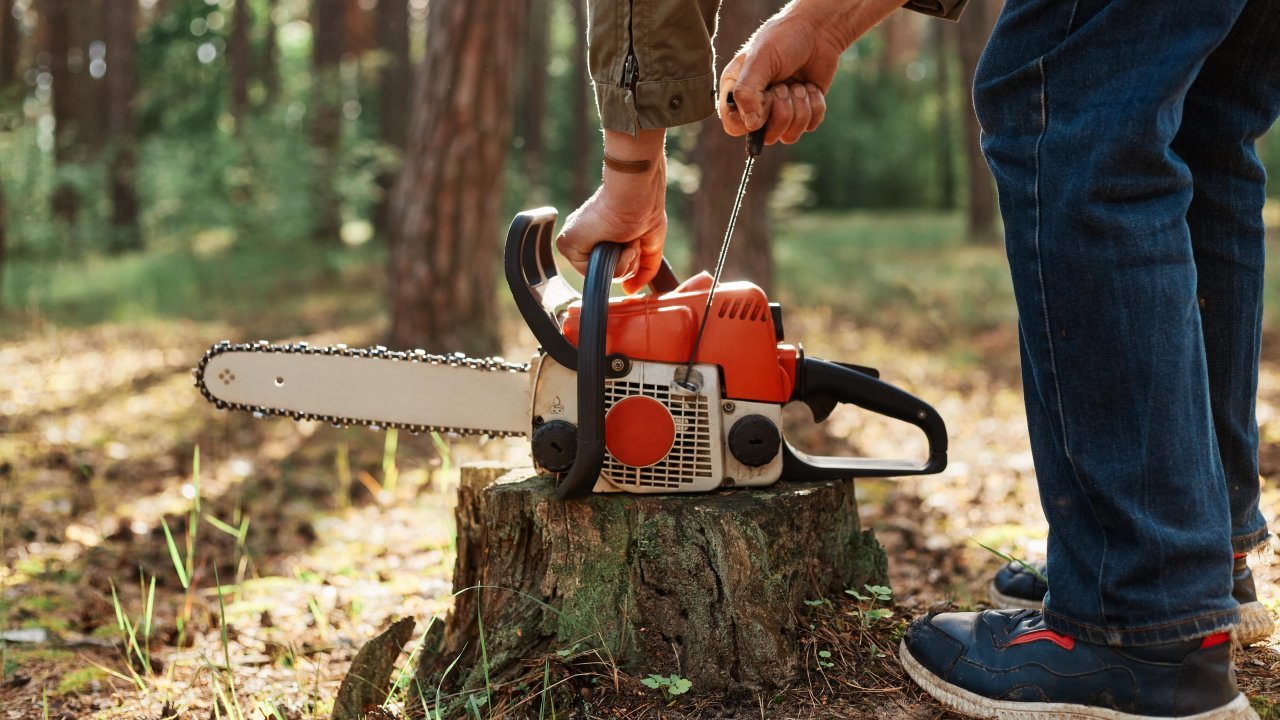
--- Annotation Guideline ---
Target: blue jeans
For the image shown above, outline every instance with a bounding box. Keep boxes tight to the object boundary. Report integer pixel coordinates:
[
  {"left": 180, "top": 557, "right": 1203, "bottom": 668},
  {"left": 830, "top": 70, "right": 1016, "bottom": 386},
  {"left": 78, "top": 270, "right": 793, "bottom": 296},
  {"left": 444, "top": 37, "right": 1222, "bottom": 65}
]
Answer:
[{"left": 974, "top": 0, "right": 1280, "bottom": 646}]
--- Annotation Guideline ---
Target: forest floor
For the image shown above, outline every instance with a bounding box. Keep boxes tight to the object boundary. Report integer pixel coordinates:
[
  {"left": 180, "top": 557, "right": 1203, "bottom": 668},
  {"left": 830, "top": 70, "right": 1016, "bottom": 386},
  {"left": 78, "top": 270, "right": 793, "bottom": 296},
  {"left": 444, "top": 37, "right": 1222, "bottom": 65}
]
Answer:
[{"left": 3, "top": 211, "right": 1280, "bottom": 719}]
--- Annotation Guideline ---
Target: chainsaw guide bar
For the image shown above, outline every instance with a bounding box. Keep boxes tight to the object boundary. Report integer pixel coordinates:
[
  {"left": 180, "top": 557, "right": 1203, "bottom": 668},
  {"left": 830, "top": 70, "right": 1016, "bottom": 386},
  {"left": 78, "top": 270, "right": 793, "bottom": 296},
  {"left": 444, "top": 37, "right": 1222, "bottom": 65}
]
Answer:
[{"left": 193, "top": 340, "right": 531, "bottom": 438}]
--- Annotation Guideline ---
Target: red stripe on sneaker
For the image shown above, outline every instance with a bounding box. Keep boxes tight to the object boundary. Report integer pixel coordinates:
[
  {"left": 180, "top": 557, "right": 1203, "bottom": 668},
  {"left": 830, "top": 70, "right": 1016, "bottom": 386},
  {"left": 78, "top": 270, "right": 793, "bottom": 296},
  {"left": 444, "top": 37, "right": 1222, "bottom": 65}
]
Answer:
[
  {"left": 1006, "top": 630, "right": 1075, "bottom": 651},
  {"left": 1233, "top": 553, "right": 1247, "bottom": 560},
  {"left": 1200, "top": 633, "right": 1230, "bottom": 649}
]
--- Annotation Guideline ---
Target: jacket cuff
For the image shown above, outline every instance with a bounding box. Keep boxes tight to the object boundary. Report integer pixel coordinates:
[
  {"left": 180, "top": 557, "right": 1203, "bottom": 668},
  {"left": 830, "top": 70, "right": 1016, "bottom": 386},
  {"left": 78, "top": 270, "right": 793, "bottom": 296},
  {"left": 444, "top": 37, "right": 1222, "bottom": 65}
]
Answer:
[
  {"left": 594, "top": 73, "right": 717, "bottom": 135},
  {"left": 903, "top": 0, "right": 968, "bottom": 20}
]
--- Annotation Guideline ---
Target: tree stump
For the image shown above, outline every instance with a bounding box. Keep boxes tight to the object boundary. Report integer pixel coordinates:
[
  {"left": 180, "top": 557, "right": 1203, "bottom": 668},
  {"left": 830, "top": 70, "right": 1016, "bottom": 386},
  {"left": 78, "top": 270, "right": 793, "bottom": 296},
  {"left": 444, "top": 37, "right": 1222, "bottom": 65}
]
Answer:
[{"left": 419, "top": 463, "right": 888, "bottom": 699}]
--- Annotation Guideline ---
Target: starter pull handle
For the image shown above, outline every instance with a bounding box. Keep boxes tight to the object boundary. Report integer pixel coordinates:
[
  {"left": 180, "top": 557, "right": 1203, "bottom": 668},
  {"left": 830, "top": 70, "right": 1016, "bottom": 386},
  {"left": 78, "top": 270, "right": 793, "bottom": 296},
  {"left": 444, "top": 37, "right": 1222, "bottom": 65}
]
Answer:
[
  {"left": 781, "top": 357, "right": 948, "bottom": 480},
  {"left": 726, "top": 91, "right": 766, "bottom": 157}
]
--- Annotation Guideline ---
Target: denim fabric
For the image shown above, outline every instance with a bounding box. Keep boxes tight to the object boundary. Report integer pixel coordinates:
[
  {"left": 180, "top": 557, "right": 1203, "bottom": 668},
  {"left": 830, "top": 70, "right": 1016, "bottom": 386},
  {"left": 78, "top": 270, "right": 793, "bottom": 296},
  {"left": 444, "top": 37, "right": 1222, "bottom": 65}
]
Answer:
[{"left": 974, "top": 0, "right": 1280, "bottom": 646}]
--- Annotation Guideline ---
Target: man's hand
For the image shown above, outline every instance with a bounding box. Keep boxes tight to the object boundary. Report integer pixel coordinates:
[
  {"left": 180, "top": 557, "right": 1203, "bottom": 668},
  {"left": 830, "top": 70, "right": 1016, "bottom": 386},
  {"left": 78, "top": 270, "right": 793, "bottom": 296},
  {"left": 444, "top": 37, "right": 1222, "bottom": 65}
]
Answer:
[
  {"left": 557, "top": 129, "right": 667, "bottom": 295},
  {"left": 720, "top": 0, "right": 905, "bottom": 141}
]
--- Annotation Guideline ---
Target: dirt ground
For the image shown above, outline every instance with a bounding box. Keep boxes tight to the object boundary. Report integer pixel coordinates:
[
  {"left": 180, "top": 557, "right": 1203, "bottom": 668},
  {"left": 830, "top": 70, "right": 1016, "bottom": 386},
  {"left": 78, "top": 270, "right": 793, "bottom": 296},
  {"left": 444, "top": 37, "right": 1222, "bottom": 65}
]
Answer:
[{"left": 2, "top": 307, "right": 1278, "bottom": 719}]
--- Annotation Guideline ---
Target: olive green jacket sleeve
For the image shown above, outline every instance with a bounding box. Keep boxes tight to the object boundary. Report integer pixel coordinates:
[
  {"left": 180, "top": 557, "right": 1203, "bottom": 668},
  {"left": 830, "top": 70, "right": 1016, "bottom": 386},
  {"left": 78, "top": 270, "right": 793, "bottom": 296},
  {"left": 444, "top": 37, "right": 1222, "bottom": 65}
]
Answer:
[
  {"left": 903, "top": 0, "right": 969, "bottom": 21},
  {"left": 587, "top": 0, "right": 721, "bottom": 134},
  {"left": 587, "top": 0, "right": 969, "bottom": 135}
]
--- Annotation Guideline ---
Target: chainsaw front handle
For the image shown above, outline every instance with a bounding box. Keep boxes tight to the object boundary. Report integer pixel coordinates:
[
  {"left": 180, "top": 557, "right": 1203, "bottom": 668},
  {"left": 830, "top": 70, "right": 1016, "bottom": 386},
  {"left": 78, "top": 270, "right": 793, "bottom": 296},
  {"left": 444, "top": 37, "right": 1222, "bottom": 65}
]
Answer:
[
  {"left": 782, "top": 357, "right": 948, "bottom": 481},
  {"left": 504, "top": 208, "right": 680, "bottom": 372},
  {"left": 556, "top": 241, "right": 622, "bottom": 500}
]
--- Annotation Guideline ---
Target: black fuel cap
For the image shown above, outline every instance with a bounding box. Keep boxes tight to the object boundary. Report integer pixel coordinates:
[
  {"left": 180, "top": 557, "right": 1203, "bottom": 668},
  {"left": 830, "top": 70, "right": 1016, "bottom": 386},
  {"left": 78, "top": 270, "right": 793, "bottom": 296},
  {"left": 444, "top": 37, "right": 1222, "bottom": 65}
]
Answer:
[
  {"left": 532, "top": 420, "right": 578, "bottom": 473},
  {"left": 728, "top": 414, "right": 781, "bottom": 467}
]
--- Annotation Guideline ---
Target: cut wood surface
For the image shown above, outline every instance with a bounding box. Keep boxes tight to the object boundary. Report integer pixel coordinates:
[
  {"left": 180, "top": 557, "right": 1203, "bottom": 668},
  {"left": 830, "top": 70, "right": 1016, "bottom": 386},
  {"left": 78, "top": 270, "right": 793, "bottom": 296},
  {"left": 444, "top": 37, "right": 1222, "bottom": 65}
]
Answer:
[{"left": 418, "top": 463, "right": 888, "bottom": 698}]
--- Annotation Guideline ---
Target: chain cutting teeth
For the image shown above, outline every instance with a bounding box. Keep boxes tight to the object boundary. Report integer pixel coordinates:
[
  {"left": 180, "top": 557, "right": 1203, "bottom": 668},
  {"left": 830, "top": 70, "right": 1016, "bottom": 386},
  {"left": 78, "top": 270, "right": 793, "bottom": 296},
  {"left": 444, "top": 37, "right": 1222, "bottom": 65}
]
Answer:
[{"left": 193, "top": 340, "right": 530, "bottom": 438}]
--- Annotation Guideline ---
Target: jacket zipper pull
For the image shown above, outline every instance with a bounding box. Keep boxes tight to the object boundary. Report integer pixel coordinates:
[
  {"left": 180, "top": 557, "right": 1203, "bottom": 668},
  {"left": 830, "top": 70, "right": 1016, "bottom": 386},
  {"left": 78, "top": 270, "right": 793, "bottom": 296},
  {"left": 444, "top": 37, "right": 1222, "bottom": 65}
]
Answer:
[{"left": 622, "top": 52, "right": 638, "bottom": 94}]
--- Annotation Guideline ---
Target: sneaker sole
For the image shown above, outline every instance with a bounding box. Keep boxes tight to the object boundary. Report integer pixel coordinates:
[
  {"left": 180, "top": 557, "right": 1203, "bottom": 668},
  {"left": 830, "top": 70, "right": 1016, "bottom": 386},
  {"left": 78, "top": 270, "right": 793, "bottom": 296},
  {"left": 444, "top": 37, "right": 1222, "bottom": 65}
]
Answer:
[
  {"left": 1238, "top": 601, "right": 1275, "bottom": 646},
  {"left": 988, "top": 582, "right": 1043, "bottom": 610},
  {"left": 899, "top": 640, "right": 1259, "bottom": 720}
]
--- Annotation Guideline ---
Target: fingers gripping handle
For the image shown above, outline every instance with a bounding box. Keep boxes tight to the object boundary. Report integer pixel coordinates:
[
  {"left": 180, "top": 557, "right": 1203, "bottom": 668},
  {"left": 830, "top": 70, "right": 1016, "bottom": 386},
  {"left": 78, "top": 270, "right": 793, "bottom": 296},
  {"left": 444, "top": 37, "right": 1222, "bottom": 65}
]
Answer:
[
  {"left": 556, "top": 242, "right": 623, "bottom": 500},
  {"left": 727, "top": 90, "right": 762, "bottom": 156},
  {"left": 782, "top": 357, "right": 948, "bottom": 481},
  {"left": 504, "top": 209, "right": 680, "bottom": 372}
]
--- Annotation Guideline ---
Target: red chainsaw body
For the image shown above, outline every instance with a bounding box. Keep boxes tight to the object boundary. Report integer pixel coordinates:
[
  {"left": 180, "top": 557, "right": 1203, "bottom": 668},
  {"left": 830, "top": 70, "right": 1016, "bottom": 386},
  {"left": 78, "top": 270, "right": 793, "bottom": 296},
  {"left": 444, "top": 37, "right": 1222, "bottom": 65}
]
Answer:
[{"left": 561, "top": 272, "right": 799, "bottom": 404}]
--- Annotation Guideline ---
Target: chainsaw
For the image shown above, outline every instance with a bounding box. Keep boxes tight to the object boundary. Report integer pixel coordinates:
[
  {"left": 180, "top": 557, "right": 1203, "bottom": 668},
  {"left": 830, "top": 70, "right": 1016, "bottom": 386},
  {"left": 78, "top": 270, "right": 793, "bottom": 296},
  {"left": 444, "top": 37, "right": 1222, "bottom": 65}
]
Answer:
[{"left": 194, "top": 207, "right": 947, "bottom": 499}]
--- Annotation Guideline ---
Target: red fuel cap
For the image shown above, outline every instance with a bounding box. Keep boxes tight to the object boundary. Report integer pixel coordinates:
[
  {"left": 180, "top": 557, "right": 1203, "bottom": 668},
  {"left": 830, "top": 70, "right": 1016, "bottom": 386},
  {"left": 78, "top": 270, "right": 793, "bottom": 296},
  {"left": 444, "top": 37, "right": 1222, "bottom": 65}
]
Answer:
[{"left": 604, "top": 396, "right": 675, "bottom": 468}]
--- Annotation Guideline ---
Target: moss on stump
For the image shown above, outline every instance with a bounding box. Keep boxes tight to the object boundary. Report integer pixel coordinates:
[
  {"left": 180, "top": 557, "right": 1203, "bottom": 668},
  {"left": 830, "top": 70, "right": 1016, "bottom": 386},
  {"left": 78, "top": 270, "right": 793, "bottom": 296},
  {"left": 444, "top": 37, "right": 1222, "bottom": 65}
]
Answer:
[{"left": 419, "top": 463, "right": 887, "bottom": 697}]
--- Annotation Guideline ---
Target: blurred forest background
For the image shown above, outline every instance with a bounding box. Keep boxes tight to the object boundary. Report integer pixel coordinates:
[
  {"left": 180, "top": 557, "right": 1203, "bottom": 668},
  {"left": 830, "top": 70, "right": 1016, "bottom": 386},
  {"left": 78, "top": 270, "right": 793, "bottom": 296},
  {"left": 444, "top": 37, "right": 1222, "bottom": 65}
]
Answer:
[
  {"left": 8, "top": 0, "right": 1276, "bottom": 344},
  {"left": 3, "top": 1, "right": 1280, "bottom": 718}
]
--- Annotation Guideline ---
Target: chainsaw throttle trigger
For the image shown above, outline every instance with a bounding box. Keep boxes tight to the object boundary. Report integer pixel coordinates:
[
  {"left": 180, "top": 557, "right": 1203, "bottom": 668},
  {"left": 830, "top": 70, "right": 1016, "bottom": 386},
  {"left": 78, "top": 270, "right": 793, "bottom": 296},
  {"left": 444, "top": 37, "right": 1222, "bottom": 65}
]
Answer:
[
  {"left": 556, "top": 241, "right": 624, "bottom": 500},
  {"left": 782, "top": 357, "right": 948, "bottom": 480},
  {"left": 505, "top": 209, "right": 681, "bottom": 373}
]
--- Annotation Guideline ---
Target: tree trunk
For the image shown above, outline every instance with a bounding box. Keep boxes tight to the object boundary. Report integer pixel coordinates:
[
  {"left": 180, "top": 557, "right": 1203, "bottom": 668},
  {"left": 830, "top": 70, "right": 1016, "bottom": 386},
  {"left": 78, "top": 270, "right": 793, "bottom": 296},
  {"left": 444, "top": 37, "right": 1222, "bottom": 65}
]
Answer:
[
  {"left": 690, "top": 0, "right": 782, "bottom": 292},
  {"left": 957, "top": 0, "right": 997, "bottom": 243},
  {"left": 230, "top": 0, "right": 250, "bottom": 119},
  {"left": 569, "top": 0, "right": 591, "bottom": 206},
  {"left": 414, "top": 465, "right": 887, "bottom": 705},
  {"left": 46, "top": 0, "right": 77, "bottom": 225},
  {"left": 519, "top": 0, "right": 548, "bottom": 194},
  {"left": 105, "top": 0, "right": 138, "bottom": 252},
  {"left": 73, "top": 0, "right": 106, "bottom": 155},
  {"left": 343, "top": 0, "right": 374, "bottom": 56},
  {"left": 262, "top": 0, "right": 280, "bottom": 105},
  {"left": 375, "top": 0, "right": 410, "bottom": 235},
  {"left": 386, "top": 0, "right": 524, "bottom": 355},
  {"left": 934, "top": 22, "right": 957, "bottom": 210},
  {"left": 311, "top": 0, "right": 346, "bottom": 244},
  {"left": 1, "top": 0, "right": 18, "bottom": 88},
  {"left": 876, "top": 13, "right": 921, "bottom": 75}
]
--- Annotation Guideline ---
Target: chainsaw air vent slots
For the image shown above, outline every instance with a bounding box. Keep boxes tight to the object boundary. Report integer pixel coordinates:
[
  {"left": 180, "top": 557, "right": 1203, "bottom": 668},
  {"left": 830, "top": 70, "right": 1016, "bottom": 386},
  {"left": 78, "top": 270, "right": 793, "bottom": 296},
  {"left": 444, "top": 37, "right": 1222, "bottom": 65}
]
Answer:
[{"left": 194, "top": 208, "right": 949, "bottom": 499}]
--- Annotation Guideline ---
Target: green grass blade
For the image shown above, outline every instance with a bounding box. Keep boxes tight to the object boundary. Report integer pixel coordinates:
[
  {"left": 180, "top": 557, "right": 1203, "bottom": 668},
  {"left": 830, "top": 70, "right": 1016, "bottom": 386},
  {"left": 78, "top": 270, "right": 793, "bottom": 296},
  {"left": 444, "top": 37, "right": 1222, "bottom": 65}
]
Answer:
[
  {"left": 204, "top": 513, "right": 241, "bottom": 538},
  {"left": 143, "top": 575, "right": 156, "bottom": 639},
  {"left": 538, "top": 658, "right": 550, "bottom": 720},
  {"left": 477, "top": 592, "right": 492, "bottom": 712},
  {"left": 383, "top": 428, "right": 399, "bottom": 493},
  {"left": 110, "top": 581, "right": 127, "bottom": 631},
  {"left": 186, "top": 448, "right": 200, "bottom": 586},
  {"left": 435, "top": 644, "right": 468, "bottom": 720},
  {"left": 213, "top": 567, "right": 242, "bottom": 718},
  {"left": 160, "top": 518, "right": 189, "bottom": 589},
  {"left": 430, "top": 432, "right": 452, "bottom": 470},
  {"left": 971, "top": 539, "right": 1048, "bottom": 583}
]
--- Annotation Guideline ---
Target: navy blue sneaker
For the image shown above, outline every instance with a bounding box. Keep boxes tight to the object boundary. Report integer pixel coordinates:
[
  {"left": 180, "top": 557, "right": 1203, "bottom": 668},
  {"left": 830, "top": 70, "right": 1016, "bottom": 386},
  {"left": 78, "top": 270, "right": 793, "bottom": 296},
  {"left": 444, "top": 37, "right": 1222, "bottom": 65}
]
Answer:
[
  {"left": 901, "top": 609, "right": 1257, "bottom": 719},
  {"left": 988, "top": 561, "right": 1048, "bottom": 609},
  {"left": 989, "top": 555, "right": 1273, "bottom": 646}
]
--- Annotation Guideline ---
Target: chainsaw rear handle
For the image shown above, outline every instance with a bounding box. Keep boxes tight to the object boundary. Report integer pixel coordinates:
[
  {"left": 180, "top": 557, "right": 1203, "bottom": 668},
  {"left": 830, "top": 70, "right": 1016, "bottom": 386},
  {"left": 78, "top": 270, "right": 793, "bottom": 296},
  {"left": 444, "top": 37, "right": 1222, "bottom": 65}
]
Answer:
[
  {"left": 782, "top": 357, "right": 948, "bottom": 480},
  {"left": 504, "top": 208, "right": 680, "bottom": 372},
  {"left": 556, "top": 241, "right": 622, "bottom": 500}
]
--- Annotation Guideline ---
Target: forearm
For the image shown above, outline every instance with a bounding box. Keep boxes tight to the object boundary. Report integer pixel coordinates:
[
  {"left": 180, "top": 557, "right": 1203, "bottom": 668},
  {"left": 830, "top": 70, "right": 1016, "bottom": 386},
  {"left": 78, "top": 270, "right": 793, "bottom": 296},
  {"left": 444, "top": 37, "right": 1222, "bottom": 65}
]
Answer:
[
  {"left": 600, "top": 128, "right": 666, "bottom": 209},
  {"left": 787, "top": 0, "right": 913, "bottom": 51},
  {"left": 603, "top": 129, "right": 666, "bottom": 165}
]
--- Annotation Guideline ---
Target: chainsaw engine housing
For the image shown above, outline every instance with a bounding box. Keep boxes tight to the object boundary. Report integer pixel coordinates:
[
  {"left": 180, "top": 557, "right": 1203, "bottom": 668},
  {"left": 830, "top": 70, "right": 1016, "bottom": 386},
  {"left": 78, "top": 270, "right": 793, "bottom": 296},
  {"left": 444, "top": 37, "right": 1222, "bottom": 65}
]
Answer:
[{"left": 530, "top": 356, "right": 784, "bottom": 493}]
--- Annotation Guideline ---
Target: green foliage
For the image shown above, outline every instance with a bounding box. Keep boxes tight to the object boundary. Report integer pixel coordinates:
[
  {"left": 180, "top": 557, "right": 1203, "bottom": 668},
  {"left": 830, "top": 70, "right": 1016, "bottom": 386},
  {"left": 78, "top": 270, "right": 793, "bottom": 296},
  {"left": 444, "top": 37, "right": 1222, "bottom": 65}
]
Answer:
[
  {"left": 845, "top": 584, "right": 895, "bottom": 629},
  {"left": 786, "top": 35, "right": 958, "bottom": 210},
  {"left": 1253, "top": 696, "right": 1280, "bottom": 720},
  {"left": 640, "top": 673, "right": 692, "bottom": 702}
]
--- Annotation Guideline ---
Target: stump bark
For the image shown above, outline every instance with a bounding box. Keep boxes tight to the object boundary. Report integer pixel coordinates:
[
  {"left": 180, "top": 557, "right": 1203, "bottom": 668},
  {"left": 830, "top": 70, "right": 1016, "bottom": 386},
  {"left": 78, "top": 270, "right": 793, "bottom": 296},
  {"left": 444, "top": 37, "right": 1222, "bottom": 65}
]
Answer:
[{"left": 420, "top": 463, "right": 887, "bottom": 697}]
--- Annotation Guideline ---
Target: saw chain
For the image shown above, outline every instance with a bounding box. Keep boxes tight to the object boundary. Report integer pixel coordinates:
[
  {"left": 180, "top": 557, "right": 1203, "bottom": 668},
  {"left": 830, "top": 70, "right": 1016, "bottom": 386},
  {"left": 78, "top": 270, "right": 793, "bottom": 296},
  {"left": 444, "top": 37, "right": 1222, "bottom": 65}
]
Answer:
[{"left": 192, "top": 340, "right": 530, "bottom": 437}]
